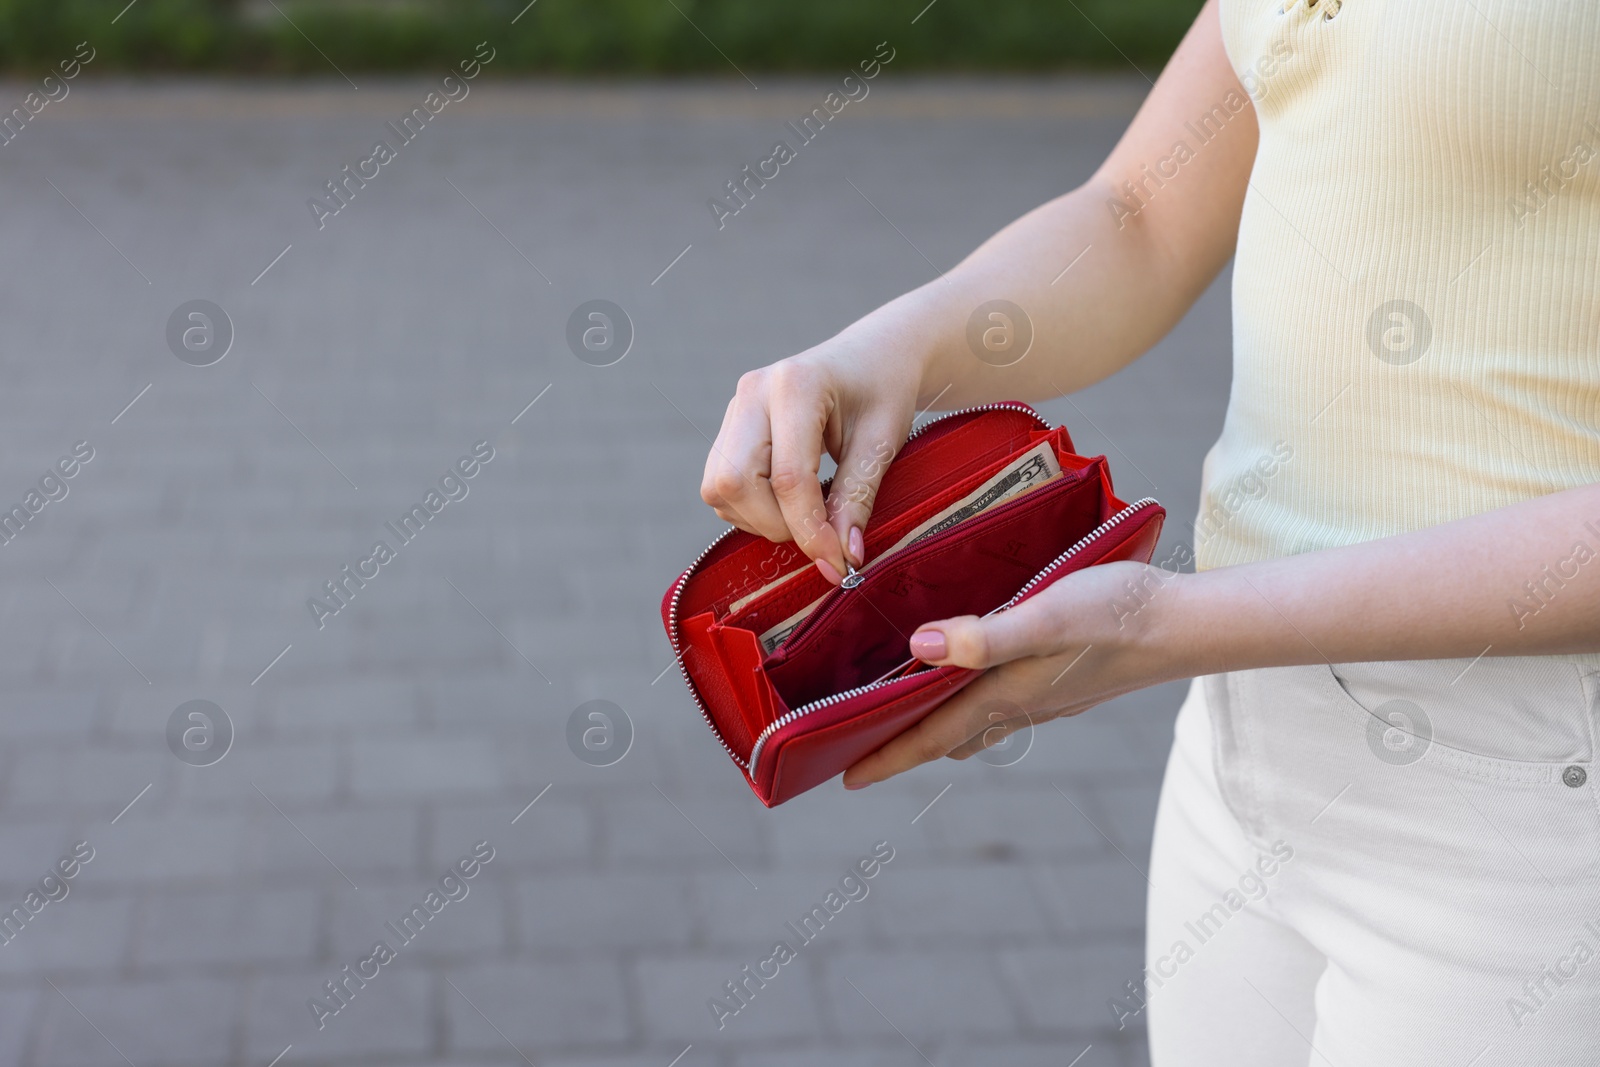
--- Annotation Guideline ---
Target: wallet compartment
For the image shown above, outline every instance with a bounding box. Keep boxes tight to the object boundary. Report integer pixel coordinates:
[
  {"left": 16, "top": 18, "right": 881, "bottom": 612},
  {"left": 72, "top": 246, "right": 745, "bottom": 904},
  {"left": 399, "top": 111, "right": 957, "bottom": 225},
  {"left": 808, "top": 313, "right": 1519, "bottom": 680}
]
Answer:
[
  {"left": 721, "top": 427, "right": 1087, "bottom": 640},
  {"left": 660, "top": 402, "right": 1163, "bottom": 804},
  {"left": 762, "top": 458, "right": 1115, "bottom": 710},
  {"left": 749, "top": 494, "right": 1165, "bottom": 802},
  {"left": 676, "top": 406, "right": 1059, "bottom": 627}
]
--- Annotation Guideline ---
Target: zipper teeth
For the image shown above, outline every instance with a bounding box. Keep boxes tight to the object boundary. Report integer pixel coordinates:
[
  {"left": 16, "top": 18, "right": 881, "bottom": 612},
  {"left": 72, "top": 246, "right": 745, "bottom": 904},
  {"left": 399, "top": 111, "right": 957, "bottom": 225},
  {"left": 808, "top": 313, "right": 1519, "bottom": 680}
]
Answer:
[
  {"left": 746, "top": 401, "right": 1051, "bottom": 656},
  {"left": 665, "top": 401, "right": 1051, "bottom": 776},
  {"left": 745, "top": 496, "right": 1159, "bottom": 775},
  {"left": 902, "top": 399, "right": 1042, "bottom": 444},
  {"left": 746, "top": 678, "right": 886, "bottom": 773},
  {"left": 1001, "top": 496, "right": 1160, "bottom": 609},
  {"left": 665, "top": 526, "right": 750, "bottom": 768}
]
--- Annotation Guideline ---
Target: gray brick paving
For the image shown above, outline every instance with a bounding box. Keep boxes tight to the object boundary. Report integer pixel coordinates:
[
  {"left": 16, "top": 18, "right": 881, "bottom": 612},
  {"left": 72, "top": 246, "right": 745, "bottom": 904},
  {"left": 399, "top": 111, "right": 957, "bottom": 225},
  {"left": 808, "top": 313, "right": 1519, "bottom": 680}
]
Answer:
[
  {"left": 0, "top": 895, "right": 135, "bottom": 977},
  {"left": 135, "top": 887, "right": 321, "bottom": 969},
  {"left": 514, "top": 873, "right": 695, "bottom": 951},
  {"left": 34, "top": 977, "right": 240, "bottom": 1067},
  {"left": 328, "top": 878, "right": 511, "bottom": 962},
  {"left": 1027, "top": 859, "right": 1150, "bottom": 938},
  {"left": 635, "top": 955, "right": 823, "bottom": 1043},
  {"left": 999, "top": 943, "right": 1150, "bottom": 1033},
  {"left": 821, "top": 950, "right": 1018, "bottom": 1038},
  {"left": 0, "top": 76, "right": 1232, "bottom": 1066},
  {"left": 0, "top": 990, "right": 37, "bottom": 1066},
  {"left": 443, "top": 961, "right": 632, "bottom": 1052},
  {"left": 245, "top": 967, "right": 433, "bottom": 1061},
  {"left": 864, "top": 864, "right": 1053, "bottom": 942},
  {"left": 734, "top": 1049, "right": 927, "bottom": 1067}
]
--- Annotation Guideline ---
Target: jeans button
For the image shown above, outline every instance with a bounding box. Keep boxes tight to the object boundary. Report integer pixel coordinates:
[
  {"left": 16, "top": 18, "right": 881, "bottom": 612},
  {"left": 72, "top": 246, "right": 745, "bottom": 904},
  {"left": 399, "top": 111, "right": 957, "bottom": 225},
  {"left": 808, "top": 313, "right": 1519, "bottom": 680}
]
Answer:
[{"left": 1562, "top": 765, "right": 1587, "bottom": 788}]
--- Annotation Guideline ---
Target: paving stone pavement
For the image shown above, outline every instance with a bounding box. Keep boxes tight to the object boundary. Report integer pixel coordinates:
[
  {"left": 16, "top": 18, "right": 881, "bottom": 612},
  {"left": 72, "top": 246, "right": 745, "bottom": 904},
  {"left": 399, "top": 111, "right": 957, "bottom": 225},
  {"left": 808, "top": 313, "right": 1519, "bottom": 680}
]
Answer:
[{"left": 0, "top": 75, "right": 1234, "bottom": 1067}]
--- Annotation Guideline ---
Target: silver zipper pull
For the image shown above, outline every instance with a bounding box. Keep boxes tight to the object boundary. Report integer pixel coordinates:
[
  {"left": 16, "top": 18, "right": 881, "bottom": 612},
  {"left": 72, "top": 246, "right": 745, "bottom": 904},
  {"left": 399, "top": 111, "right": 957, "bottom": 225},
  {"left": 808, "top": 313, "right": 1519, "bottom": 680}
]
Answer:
[{"left": 841, "top": 564, "right": 865, "bottom": 589}]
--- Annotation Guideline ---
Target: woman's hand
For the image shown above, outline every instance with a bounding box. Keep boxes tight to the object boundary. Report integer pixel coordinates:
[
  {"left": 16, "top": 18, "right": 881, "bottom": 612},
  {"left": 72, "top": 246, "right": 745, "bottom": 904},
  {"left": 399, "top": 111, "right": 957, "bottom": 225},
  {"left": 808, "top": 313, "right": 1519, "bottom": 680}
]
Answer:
[
  {"left": 842, "top": 474, "right": 1600, "bottom": 789},
  {"left": 698, "top": 0, "right": 1255, "bottom": 583},
  {"left": 841, "top": 560, "right": 1194, "bottom": 787},
  {"left": 700, "top": 320, "right": 927, "bottom": 584}
]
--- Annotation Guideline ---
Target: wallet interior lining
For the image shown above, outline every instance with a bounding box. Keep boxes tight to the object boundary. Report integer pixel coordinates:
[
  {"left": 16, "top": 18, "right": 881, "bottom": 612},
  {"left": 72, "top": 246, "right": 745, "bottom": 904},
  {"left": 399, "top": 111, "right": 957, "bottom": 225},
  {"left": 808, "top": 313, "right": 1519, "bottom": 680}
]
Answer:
[
  {"left": 678, "top": 419, "right": 1057, "bottom": 626},
  {"left": 675, "top": 407, "right": 1082, "bottom": 762},
  {"left": 721, "top": 430, "right": 1088, "bottom": 639},
  {"left": 761, "top": 467, "right": 1111, "bottom": 711}
]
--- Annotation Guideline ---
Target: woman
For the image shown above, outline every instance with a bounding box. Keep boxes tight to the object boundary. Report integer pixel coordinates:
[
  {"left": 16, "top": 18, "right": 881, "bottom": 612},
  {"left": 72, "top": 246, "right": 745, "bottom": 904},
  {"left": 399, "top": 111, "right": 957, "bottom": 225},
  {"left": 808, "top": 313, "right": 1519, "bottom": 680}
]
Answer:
[{"left": 700, "top": 1, "right": 1599, "bottom": 1063}]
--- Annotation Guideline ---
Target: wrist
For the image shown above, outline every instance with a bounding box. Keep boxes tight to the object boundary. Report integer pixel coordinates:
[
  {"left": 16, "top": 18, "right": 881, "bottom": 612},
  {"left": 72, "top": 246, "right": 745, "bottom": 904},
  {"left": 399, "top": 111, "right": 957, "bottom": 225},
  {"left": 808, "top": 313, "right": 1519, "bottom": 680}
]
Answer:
[
  {"left": 1155, "top": 563, "right": 1313, "bottom": 678},
  {"left": 858, "top": 284, "right": 971, "bottom": 407},
  {"left": 1137, "top": 565, "right": 1228, "bottom": 680}
]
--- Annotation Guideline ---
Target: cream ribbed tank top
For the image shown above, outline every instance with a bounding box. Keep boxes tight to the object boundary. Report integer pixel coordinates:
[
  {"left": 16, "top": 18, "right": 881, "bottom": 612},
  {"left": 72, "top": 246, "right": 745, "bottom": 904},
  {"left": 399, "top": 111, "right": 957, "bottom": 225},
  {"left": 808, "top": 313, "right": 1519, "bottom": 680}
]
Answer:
[{"left": 1198, "top": 0, "right": 1600, "bottom": 574}]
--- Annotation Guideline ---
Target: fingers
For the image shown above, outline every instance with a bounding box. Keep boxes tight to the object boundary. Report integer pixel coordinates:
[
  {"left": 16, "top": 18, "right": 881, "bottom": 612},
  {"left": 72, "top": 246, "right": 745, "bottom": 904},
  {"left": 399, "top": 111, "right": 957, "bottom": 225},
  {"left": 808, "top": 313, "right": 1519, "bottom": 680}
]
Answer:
[
  {"left": 766, "top": 367, "right": 847, "bottom": 579},
  {"left": 700, "top": 366, "right": 848, "bottom": 580},
  {"left": 946, "top": 709, "right": 1032, "bottom": 760},
  {"left": 701, "top": 384, "right": 791, "bottom": 541},
  {"left": 907, "top": 595, "right": 1070, "bottom": 670},
  {"left": 824, "top": 415, "right": 902, "bottom": 568},
  {"left": 839, "top": 664, "right": 1042, "bottom": 785},
  {"left": 841, "top": 689, "right": 986, "bottom": 788},
  {"left": 842, "top": 598, "right": 1075, "bottom": 786}
]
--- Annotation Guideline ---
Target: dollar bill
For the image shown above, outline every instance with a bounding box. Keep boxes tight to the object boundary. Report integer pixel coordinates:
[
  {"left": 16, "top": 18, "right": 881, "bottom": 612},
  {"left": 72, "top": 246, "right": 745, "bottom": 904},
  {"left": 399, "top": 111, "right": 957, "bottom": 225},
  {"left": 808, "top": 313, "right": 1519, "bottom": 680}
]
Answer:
[
  {"left": 757, "top": 598, "right": 827, "bottom": 655},
  {"left": 756, "top": 440, "right": 1063, "bottom": 654},
  {"left": 877, "top": 440, "right": 1062, "bottom": 558}
]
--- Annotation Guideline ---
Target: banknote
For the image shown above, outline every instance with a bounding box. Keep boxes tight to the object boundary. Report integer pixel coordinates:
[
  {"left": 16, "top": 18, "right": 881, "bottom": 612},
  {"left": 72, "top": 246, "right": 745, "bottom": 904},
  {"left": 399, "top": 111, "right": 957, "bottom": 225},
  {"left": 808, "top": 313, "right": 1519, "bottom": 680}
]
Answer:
[
  {"left": 876, "top": 440, "right": 1062, "bottom": 558},
  {"left": 756, "top": 441, "right": 1063, "bottom": 654}
]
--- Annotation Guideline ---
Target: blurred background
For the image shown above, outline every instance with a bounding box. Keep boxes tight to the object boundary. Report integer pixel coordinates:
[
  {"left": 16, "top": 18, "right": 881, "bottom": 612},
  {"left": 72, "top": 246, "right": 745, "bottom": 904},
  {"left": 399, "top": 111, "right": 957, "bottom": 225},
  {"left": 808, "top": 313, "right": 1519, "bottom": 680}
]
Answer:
[
  {"left": 0, "top": 2, "right": 1232, "bottom": 1065},
  {"left": 0, "top": 0, "right": 1198, "bottom": 74}
]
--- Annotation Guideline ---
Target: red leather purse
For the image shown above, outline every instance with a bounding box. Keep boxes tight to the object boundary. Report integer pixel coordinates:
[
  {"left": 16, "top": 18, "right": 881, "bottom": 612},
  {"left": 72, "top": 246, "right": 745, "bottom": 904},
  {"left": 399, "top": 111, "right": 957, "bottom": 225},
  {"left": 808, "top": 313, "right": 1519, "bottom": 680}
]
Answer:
[{"left": 661, "top": 402, "right": 1165, "bottom": 806}]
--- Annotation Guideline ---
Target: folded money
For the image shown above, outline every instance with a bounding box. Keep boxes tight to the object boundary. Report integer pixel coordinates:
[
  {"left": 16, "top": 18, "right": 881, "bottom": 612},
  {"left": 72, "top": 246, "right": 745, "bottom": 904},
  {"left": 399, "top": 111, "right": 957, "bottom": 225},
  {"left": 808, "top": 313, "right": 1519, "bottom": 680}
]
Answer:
[{"left": 756, "top": 439, "right": 1063, "bottom": 653}]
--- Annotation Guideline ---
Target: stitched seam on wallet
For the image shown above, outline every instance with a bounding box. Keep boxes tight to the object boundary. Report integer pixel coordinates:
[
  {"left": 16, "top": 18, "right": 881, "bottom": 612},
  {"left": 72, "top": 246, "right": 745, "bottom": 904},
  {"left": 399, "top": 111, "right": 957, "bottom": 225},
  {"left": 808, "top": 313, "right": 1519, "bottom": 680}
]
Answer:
[
  {"left": 764, "top": 480, "right": 1148, "bottom": 795},
  {"left": 732, "top": 437, "right": 1085, "bottom": 631},
  {"left": 1013, "top": 509, "right": 1144, "bottom": 602},
  {"left": 764, "top": 502, "right": 1157, "bottom": 799},
  {"left": 699, "top": 423, "right": 1054, "bottom": 617},
  {"left": 785, "top": 472, "right": 1105, "bottom": 655},
  {"left": 766, "top": 667, "right": 973, "bottom": 794}
]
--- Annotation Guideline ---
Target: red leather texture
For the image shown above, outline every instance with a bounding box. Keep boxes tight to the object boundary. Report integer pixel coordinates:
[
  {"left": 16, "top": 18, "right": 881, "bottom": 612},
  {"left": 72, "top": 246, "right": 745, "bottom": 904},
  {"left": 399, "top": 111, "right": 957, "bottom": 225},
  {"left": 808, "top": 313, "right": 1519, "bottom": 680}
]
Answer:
[
  {"left": 763, "top": 459, "right": 1109, "bottom": 709},
  {"left": 661, "top": 403, "right": 1164, "bottom": 806},
  {"left": 760, "top": 499, "right": 1164, "bottom": 805},
  {"left": 674, "top": 406, "right": 1058, "bottom": 625}
]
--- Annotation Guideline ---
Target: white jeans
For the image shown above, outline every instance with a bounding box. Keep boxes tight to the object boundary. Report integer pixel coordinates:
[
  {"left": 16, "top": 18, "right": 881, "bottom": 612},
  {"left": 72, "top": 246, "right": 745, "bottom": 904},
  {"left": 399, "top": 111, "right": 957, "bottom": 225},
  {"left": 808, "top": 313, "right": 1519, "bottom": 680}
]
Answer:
[{"left": 1144, "top": 658, "right": 1600, "bottom": 1066}]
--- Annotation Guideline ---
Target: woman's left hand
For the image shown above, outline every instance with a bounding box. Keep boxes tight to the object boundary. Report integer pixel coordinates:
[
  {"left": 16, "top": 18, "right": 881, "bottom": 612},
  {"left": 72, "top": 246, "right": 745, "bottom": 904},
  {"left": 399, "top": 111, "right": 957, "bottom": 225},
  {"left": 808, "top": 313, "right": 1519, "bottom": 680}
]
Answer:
[
  {"left": 843, "top": 475, "right": 1600, "bottom": 790},
  {"left": 841, "top": 559, "right": 1194, "bottom": 788}
]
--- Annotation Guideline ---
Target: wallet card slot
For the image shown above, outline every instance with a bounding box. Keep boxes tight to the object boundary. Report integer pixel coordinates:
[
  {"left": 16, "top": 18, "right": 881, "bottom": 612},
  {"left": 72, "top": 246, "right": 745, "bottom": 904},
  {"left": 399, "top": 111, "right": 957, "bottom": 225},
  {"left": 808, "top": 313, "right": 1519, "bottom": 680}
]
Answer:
[
  {"left": 752, "top": 434, "right": 1093, "bottom": 657},
  {"left": 763, "top": 465, "right": 1111, "bottom": 710},
  {"left": 677, "top": 410, "right": 1056, "bottom": 625},
  {"left": 720, "top": 430, "right": 1085, "bottom": 638},
  {"left": 746, "top": 494, "right": 1161, "bottom": 782}
]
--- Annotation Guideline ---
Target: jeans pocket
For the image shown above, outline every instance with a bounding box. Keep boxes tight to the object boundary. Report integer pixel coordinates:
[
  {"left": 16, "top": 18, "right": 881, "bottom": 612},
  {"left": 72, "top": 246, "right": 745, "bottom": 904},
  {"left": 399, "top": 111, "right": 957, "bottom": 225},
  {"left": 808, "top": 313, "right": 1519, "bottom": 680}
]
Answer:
[
  {"left": 1327, "top": 656, "right": 1594, "bottom": 768},
  {"left": 1313, "top": 661, "right": 1600, "bottom": 884}
]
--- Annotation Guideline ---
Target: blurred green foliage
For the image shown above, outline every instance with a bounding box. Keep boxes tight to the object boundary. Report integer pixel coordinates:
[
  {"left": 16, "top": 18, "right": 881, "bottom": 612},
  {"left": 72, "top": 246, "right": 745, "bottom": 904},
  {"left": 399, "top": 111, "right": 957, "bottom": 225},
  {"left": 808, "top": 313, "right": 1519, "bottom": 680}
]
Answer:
[{"left": 0, "top": 0, "right": 1201, "bottom": 75}]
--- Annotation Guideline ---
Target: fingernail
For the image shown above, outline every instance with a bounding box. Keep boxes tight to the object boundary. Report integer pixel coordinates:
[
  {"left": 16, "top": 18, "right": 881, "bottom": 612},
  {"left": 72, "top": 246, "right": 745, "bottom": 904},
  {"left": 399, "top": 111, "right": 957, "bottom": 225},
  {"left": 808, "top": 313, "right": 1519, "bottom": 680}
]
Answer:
[
  {"left": 909, "top": 629, "right": 947, "bottom": 661},
  {"left": 845, "top": 780, "right": 870, "bottom": 790},
  {"left": 848, "top": 526, "right": 864, "bottom": 566},
  {"left": 815, "top": 557, "right": 843, "bottom": 585}
]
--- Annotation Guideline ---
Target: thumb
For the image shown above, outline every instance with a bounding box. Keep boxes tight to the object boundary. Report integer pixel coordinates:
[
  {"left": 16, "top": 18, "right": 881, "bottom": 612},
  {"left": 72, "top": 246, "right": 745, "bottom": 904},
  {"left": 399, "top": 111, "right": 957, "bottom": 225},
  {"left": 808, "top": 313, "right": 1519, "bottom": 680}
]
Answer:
[
  {"left": 908, "top": 599, "right": 1068, "bottom": 669},
  {"left": 824, "top": 423, "right": 901, "bottom": 567}
]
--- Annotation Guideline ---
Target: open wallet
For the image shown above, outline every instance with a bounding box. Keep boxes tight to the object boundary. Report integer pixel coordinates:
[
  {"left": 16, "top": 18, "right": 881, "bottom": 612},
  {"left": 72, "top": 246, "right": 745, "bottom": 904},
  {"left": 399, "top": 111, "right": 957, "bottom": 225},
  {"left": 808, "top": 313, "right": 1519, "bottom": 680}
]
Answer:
[{"left": 660, "top": 402, "right": 1165, "bottom": 806}]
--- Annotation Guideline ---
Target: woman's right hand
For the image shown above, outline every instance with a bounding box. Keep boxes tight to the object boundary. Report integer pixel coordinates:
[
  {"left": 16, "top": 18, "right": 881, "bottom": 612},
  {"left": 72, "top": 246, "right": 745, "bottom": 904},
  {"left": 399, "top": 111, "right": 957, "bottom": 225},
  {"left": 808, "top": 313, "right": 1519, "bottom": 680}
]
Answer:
[{"left": 700, "top": 324, "right": 926, "bottom": 586}]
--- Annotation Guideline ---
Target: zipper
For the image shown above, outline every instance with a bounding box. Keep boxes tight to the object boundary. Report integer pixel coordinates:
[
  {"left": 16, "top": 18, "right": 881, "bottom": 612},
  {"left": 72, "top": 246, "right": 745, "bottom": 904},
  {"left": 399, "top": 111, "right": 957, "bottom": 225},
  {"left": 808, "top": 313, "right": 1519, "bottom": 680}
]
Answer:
[
  {"left": 766, "top": 449, "right": 1085, "bottom": 658},
  {"left": 745, "top": 496, "right": 1160, "bottom": 776},
  {"left": 665, "top": 401, "right": 1052, "bottom": 774}
]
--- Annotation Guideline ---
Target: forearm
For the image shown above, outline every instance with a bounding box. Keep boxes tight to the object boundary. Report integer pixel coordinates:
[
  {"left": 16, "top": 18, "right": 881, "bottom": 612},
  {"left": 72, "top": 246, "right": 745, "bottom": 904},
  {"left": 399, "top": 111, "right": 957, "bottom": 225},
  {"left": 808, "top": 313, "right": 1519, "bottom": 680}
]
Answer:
[
  {"left": 826, "top": 0, "right": 1252, "bottom": 412},
  {"left": 883, "top": 183, "right": 1202, "bottom": 406},
  {"left": 1158, "top": 483, "right": 1600, "bottom": 674}
]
